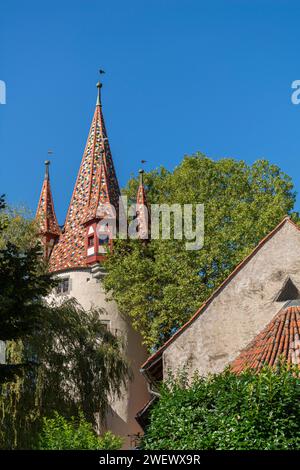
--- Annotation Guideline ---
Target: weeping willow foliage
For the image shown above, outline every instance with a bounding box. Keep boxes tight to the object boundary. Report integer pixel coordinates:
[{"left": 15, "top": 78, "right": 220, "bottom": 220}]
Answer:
[
  {"left": 0, "top": 341, "right": 43, "bottom": 449},
  {"left": 0, "top": 301, "right": 130, "bottom": 449}
]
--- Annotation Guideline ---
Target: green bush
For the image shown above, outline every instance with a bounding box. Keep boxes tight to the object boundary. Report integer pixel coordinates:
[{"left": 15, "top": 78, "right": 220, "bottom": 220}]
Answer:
[
  {"left": 142, "top": 364, "right": 300, "bottom": 450},
  {"left": 38, "top": 412, "right": 122, "bottom": 450}
]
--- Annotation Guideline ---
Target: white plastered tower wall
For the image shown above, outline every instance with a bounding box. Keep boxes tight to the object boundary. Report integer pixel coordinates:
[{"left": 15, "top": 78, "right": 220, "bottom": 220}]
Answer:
[{"left": 54, "top": 268, "right": 150, "bottom": 449}]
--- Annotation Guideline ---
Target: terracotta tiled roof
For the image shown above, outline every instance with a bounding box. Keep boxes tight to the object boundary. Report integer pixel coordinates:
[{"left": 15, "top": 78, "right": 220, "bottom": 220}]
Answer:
[
  {"left": 141, "top": 217, "right": 300, "bottom": 376},
  {"left": 36, "top": 162, "right": 60, "bottom": 237},
  {"left": 49, "top": 84, "right": 120, "bottom": 272},
  {"left": 231, "top": 305, "right": 300, "bottom": 373},
  {"left": 136, "top": 169, "right": 150, "bottom": 239}
]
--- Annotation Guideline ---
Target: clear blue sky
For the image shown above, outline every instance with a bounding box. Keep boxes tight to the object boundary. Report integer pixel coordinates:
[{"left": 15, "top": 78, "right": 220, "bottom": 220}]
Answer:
[{"left": 1, "top": 0, "right": 300, "bottom": 223}]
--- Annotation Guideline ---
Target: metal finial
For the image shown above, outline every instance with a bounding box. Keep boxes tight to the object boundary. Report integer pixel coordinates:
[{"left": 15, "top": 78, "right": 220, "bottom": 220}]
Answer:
[
  {"left": 96, "top": 82, "right": 102, "bottom": 106},
  {"left": 96, "top": 70, "right": 105, "bottom": 106},
  {"left": 44, "top": 160, "right": 50, "bottom": 179},
  {"left": 139, "top": 168, "right": 144, "bottom": 185}
]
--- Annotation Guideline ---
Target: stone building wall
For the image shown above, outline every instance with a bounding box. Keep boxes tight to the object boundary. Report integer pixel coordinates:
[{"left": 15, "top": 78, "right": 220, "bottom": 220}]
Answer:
[{"left": 163, "top": 221, "right": 300, "bottom": 378}]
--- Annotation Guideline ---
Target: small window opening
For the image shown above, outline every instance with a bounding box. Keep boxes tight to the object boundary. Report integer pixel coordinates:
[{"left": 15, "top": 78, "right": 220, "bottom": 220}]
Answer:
[
  {"left": 100, "top": 320, "right": 110, "bottom": 331},
  {"left": 56, "top": 277, "right": 70, "bottom": 295},
  {"left": 99, "top": 235, "right": 109, "bottom": 246},
  {"left": 88, "top": 236, "right": 94, "bottom": 247}
]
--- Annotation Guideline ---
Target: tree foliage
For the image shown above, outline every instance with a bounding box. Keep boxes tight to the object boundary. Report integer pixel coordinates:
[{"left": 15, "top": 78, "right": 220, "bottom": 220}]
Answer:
[
  {"left": 31, "top": 299, "right": 130, "bottom": 424},
  {"left": 0, "top": 205, "right": 38, "bottom": 251},
  {"left": 0, "top": 197, "right": 54, "bottom": 384},
  {"left": 0, "top": 243, "right": 54, "bottom": 343},
  {"left": 0, "top": 300, "right": 130, "bottom": 449},
  {"left": 38, "top": 412, "right": 122, "bottom": 450},
  {"left": 104, "top": 155, "right": 298, "bottom": 348},
  {"left": 142, "top": 364, "right": 300, "bottom": 450}
]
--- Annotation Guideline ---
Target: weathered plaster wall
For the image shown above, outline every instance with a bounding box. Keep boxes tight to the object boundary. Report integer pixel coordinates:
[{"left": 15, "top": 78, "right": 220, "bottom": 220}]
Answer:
[
  {"left": 53, "top": 268, "right": 149, "bottom": 449},
  {"left": 163, "top": 221, "right": 300, "bottom": 378}
]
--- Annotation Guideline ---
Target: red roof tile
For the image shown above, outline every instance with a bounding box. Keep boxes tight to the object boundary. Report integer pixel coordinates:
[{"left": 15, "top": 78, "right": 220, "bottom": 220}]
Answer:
[{"left": 231, "top": 305, "right": 300, "bottom": 373}]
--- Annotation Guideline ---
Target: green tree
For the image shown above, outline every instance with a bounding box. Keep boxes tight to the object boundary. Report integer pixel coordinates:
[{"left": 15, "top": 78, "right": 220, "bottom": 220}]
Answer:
[
  {"left": 0, "top": 196, "right": 54, "bottom": 384},
  {"left": 38, "top": 412, "right": 122, "bottom": 450},
  {"left": 0, "top": 300, "right": 130, "bottom": 449},
  {"left": 142, "top": 364, "right": 300, "bottom": 450},
  {"left": 104, "top": 155, "right": 298, "bottom": 348},
  {"left": 0, "top": 205, "right": 38, "bottom": 250},
  {"left": 31, "top": 299, "right": 130, "bottom": 424}
]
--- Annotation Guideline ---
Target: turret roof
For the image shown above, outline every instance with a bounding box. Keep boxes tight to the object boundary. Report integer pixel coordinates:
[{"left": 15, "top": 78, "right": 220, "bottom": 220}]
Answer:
[{"left": 36, "top": 161, "right": 60, "bottom": 237}]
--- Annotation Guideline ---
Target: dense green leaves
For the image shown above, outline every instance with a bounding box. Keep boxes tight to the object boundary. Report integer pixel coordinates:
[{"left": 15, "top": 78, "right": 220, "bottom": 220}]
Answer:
[
  {"left": 0, "top": 205, "right": 38, "bottom": 251},
  {"left": 0, "top": 243, "right": 55, "bottom": 343},
  {"left": 38, "top": 412, "right": 122, "bottom": 450},
  {"left": 0, "top": 301, "right": 130, "bottom": 449},
  {"left": 104, "top": 155, "right": 298, "bottom": 348},
  {"left": 0, "top": 197, "right": 55, "bottom": 385},
  {"left": 142, "top": 365, "right": 300, "bottom": 450},
  {"left": 31, "top": 300, "right": 130, "bottom": 424}
]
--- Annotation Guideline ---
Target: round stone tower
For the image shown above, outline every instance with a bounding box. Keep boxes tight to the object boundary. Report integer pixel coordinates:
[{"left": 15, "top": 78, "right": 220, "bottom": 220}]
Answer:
[{"left": 36, "top": 82, "right": 150, "bottom": 449}]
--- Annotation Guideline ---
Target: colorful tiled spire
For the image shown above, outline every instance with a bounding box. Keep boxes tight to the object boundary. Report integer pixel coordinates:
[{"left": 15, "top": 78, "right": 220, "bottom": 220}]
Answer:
[
  {"left": 36, "top": 160, "right": 60, "bottom": 258},
  {"left": 136, "top": 169, "right": 150, "bottom": 240},
  {"left": 49, "top": 82, "right": 120, "bottom": 271}
]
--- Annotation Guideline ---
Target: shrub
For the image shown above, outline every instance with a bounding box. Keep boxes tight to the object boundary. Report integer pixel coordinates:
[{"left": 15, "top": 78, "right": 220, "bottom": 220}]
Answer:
[
  {"left": 38, "top": 412, "right": 122, "bottom": 450},
  {"left": 142, "top": 364, "right": 300, "bottom": 450}
]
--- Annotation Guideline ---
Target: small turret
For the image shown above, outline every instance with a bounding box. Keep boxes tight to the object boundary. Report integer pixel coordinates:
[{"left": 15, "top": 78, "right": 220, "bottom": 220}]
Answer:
[
  {"left": 136, "top": 169, "right": 150, "bottom": 240},
  {"left": 36, "top": 160, "right": 60, "bottom": 258}
]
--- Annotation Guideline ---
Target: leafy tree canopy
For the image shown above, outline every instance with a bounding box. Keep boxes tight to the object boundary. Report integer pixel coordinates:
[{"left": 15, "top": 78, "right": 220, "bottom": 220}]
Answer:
[
  {"left": 104, "top": 154, "right": 298, "bottom": 349},
  {"left": 0, "top": 300, "right": 130, "bottom": 449},
  {"left": 0, "top": 197, "right": 53, "bottom": 348},
  {"left": 0, "top": 203, "right": 37, "bottom": 250},
  {"left": 38, "top": 412, "right": 122, "bottom": 450},
  {"left": 30, "top": 299, "right": 130, "bottom": 424}
]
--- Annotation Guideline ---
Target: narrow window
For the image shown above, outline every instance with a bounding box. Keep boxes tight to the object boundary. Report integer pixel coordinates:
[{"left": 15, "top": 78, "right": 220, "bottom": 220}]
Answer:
[
  {"left": 56, "top": 277, "right": 70, "bottom": 295},
  {"left": 88, "top": 236, "right": 94, "bottom": 247},
  {"left": 99, "top": 235, "right": 109, "bottom": 246}
]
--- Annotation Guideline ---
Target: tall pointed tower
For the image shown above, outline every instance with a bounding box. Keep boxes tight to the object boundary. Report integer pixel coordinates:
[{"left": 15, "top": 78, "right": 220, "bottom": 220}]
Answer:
[
  {"left": 44, "top": 82, "right": 149, "bottom": 448},
  {"left": 49, "top": 81, "right": 121, "bottom": 272},
  {"left": 136, "top": 169, "right": 150, "bottom": 240},
  {"left": 36, "top": 160, "right": 60, "bottom": 258}
]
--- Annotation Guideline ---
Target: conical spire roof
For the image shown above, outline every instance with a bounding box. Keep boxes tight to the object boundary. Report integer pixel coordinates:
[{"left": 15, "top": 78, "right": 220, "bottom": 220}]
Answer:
[
  {"left": 49, "top": 83, "right": 120, "bottom": 271},
  {"left": 136, "top": 169, "right": 150, "bottom": 240},
  {"left": 36, "top": 161, "right": 60, "bottom": 237},
  {"left": 137, "top": 169, "right": 148, "bottom": 207}
]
